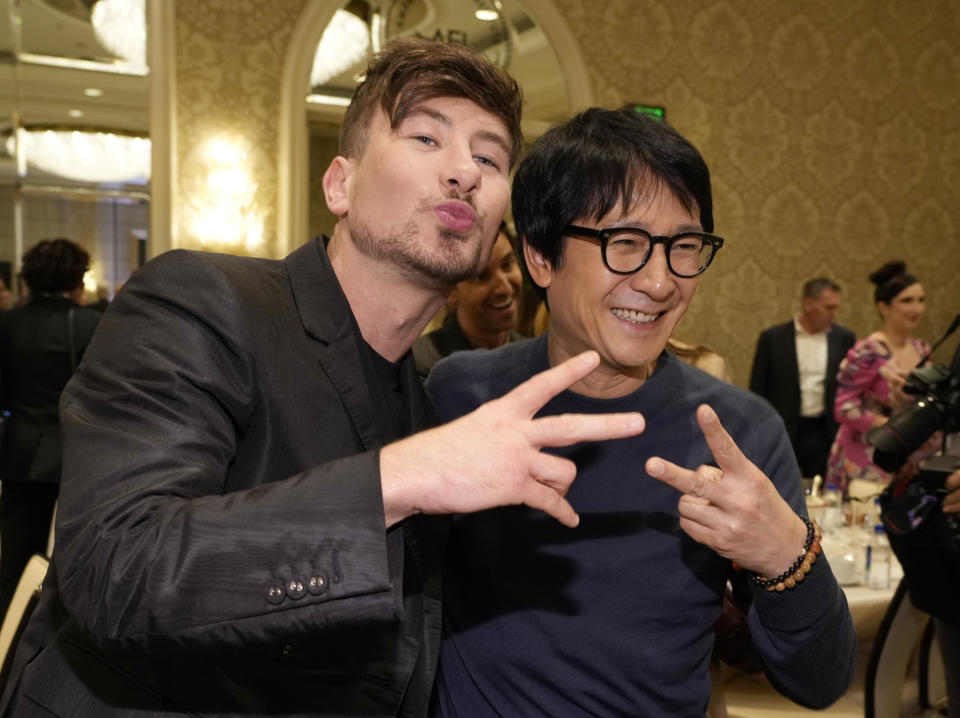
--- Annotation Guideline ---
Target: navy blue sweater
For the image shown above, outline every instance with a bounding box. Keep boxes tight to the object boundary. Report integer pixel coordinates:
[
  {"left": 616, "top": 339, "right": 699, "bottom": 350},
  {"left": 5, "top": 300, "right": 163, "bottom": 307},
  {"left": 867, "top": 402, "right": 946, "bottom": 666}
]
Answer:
[{"left": 426, "top": 336, "right": 856, "bottom": 717}]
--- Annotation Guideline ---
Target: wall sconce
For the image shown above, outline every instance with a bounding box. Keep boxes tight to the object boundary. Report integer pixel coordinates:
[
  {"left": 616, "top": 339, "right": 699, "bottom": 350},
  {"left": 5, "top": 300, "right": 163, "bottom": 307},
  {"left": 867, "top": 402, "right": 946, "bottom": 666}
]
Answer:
[{"left": 184, "top": 136, "right": 265, "bottom": 253}]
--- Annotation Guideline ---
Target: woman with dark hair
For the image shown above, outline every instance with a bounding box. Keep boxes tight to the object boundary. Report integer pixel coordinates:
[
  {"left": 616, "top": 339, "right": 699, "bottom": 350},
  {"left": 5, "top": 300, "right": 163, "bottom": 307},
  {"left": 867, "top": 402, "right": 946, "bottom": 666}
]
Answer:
[
  {"left": 824, "top": 260, "right": 934, "bottom": 491},
  {"left": 0, "top": 238, "right": 100, "bottom": 616}
]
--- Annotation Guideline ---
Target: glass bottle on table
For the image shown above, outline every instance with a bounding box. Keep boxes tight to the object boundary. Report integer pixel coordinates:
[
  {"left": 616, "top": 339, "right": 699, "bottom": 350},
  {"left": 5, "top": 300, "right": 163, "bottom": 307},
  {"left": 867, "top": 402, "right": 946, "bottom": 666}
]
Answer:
[
  {"left": 822, "top": 480, "right": 843, "bottom": 530},
  {"left": 866, "top": 524, "right": 892, "bottom": 590}
]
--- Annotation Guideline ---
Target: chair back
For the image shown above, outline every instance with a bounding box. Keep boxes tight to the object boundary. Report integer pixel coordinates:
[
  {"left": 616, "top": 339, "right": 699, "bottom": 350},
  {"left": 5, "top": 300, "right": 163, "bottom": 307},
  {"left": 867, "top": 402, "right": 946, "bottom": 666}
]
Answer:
[
  {"left": 864, "top": 578, "right": 931, "bottom": 717},
  {"left": 0, "top": 553, "right": 49, "bottom": 692}
]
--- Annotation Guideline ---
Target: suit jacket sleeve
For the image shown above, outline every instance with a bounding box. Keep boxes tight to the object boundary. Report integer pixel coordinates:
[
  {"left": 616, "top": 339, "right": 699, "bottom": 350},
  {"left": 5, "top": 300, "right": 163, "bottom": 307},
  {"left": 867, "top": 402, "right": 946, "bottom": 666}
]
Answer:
[
  {"left": 749, "top": 329, "right": 772, "bottom": 397},
  {"left": 55, "top": 250, "right": 396, "bottom": 652}
]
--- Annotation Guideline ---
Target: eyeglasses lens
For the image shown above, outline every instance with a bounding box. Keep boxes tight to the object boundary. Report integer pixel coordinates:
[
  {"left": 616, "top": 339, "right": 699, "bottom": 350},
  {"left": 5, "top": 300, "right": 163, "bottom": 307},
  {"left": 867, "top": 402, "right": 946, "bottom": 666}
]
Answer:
[{"left": 605, "top": 231, "right": 713, "bottom": 276}]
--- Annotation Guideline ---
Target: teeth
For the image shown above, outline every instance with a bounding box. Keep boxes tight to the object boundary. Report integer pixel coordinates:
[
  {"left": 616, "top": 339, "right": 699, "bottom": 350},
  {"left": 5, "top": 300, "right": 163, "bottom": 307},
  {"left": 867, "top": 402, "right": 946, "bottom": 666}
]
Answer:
[{"left": 612, "top": 308, "right": 658, "bottom": 324}]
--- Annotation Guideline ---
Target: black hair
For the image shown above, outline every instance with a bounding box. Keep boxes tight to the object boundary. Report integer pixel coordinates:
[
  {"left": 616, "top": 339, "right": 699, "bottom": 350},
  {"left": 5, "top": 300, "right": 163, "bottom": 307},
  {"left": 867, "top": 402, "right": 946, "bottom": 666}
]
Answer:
[
  {"left": 21, "top": 238, "right": 89, "bottom": 295},
  {"left": 869, "top": 260, "right": 918, "bottom": 304},
  {"left": 512, "top": 107, "right": 713, "bottom": 300}
]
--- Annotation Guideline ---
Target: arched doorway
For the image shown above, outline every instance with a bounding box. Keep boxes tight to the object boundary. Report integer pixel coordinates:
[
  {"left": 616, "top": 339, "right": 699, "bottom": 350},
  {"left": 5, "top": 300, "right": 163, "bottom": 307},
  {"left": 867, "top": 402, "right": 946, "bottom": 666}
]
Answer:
[{"left": 277, "top": 0, "right": 593, "bottom": 254}]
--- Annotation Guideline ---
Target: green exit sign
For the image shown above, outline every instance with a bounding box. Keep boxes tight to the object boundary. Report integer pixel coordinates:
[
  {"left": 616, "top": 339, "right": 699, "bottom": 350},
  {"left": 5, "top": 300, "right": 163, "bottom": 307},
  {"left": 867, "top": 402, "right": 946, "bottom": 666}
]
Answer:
[{"left": 628, "top": 104, "right": 665, "bottom": 120}]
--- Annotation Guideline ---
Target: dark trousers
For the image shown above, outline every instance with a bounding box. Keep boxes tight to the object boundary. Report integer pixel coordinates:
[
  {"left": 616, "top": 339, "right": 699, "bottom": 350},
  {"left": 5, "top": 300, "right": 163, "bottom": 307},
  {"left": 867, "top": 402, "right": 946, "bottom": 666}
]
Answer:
[
  {"left": 793, "top": 415, "right": 833, "bottom": 479},
  {"left": 0, "top": 481, "right": 58, "bottom": 618},
  {"left": 935, "top": 617, "right": 960, "bottom": 718}
]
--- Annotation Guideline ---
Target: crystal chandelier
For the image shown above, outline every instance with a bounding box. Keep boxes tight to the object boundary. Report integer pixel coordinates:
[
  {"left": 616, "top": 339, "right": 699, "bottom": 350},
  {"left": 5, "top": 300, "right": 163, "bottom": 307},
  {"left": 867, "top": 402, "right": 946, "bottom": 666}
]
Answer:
[
  {"left": 17, "top": 128, "right": 151, "bottom": 184},
  {"left": 91, "top": 0, "right": 147, "bottom": 69},
  {"left": 310, "top": 9, "right": 370, "bottom": 88}
]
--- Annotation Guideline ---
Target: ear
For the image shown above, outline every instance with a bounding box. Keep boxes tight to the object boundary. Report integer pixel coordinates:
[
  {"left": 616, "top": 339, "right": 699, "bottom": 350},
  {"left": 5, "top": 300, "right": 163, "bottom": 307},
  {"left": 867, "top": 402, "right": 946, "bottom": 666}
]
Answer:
[
  {"left": 523, "top": 241, "right": 554, "bottom": 290},
  {"left": 322, "top": 156, "right": 353, "bottom": 217}
]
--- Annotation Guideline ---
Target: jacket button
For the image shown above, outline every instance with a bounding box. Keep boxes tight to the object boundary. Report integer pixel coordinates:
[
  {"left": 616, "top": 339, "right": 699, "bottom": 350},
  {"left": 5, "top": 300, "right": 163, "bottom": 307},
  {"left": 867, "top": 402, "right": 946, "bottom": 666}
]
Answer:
[
  {"left": 277, "top": 641, "right": 300, "bottom": 663},
  {"left": 285, "top": 579, "right": 306, "bottom": 600},
  {"left": 307, "top": 575, "right": 328, "bottom": 595},
  {"left": 266, "top": 585, "right": 285, "bottom": 605}
]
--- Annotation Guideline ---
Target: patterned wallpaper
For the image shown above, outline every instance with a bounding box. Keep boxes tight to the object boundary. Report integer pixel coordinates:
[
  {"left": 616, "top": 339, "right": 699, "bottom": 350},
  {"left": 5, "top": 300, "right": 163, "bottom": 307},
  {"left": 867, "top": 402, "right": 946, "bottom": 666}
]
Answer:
[
  {"left": 177, "top": 0, "right": 960, "bottom": 385},
  {"left": 175, "top": 0, "right": 309, "bottom": 257},
  {"left": 549, "top": 0, "right": 960, "bottom": 384}
]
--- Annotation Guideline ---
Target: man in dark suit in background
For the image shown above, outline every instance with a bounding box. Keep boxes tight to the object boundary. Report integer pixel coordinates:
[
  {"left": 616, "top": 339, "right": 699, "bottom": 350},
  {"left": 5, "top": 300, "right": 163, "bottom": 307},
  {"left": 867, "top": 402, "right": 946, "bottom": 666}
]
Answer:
[
  {"left": 749, "top": 277, "right": 856, "bottom": 479},
  {"left": 0, "top": 39, "right": 642, "bottom": 718}
]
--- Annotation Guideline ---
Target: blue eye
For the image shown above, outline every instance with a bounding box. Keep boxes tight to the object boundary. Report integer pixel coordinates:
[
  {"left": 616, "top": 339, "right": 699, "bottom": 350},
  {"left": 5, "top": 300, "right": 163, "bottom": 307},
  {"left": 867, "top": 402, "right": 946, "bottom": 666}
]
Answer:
[{"left": 475, "top": 155, "right": 500, "bottom": 170}]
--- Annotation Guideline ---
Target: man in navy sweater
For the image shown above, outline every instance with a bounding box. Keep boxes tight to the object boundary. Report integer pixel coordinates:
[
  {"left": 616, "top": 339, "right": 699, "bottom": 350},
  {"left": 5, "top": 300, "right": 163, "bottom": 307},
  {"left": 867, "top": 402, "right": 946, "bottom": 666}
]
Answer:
[{"left": 426, "top": 108, "right": 856, "bottom": 716}]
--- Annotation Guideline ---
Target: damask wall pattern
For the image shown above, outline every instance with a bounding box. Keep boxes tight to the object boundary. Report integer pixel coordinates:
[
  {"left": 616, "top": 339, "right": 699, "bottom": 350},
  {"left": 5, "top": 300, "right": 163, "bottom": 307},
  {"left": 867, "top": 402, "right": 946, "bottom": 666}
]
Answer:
[
  {"left": 176, "top": 0, "right": 959, "bottom": 386},
  {"left": 175, "top": 0, "right": 310, "bottom": 257},
  {"left": 551, "top": 0, "right": 960, "bottom": 384}
]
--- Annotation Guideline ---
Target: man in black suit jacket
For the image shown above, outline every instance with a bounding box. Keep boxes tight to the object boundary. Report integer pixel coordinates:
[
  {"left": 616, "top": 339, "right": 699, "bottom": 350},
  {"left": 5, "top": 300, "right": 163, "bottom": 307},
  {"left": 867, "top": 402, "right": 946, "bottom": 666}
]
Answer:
[
  {"left": 749, "top": 278, "right": 856, "bottom": 479},
  {"left": 0, "top": 39, "right": 642, "bottom": 717}
]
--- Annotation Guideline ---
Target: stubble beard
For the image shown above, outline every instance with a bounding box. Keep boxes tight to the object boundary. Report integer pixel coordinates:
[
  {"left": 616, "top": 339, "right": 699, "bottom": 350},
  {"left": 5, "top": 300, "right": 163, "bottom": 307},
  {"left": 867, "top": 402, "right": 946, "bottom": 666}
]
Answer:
[{"left": 350, "top": 206, "right": 486, "bottom": 291}]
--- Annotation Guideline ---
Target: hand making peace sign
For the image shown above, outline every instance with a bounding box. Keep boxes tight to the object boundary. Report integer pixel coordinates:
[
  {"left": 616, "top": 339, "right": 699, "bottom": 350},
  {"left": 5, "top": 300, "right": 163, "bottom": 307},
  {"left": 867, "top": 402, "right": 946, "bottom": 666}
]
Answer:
[{"left": 646, "top": 403, "right": 809, "bottom": 578}]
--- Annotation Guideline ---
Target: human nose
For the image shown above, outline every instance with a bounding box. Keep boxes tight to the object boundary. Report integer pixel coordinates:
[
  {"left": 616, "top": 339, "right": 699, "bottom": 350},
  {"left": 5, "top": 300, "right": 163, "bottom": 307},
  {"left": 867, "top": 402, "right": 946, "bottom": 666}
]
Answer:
[
  {"left": 492, "top": 270, "right": 515, "bottom": 296},
  {"left": 444, "top": 144, "right": 481, "bottom": 195},
  {"left": 628, "top": 243, "right": 673, "bottom": 298}
]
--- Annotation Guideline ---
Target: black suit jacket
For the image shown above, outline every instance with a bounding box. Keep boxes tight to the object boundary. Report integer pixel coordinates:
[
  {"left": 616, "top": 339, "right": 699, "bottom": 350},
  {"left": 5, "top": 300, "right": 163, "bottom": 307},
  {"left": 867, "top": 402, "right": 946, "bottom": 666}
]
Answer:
[
  {"left": 0, "top": 296, "right": 100, "bottom": 484},
  {"left": 749, "top": 320, "right": 856, "bottom": 443},
  {"left": 1, "top": 238, "right": 445, "bottom": 717}
]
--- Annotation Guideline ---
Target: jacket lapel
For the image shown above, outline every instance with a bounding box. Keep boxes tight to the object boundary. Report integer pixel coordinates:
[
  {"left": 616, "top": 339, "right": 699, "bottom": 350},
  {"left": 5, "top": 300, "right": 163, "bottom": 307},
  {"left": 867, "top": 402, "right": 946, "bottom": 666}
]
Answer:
[{"left": 284, "top": 237, "right": 382, "bottom": 451}]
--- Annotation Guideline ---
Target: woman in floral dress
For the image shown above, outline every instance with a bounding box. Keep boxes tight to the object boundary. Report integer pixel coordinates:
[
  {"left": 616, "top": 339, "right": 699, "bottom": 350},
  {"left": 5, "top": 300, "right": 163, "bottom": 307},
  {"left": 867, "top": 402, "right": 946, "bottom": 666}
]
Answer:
[{"left": 825, "top": 261, "right": 935, "bottom": 492}]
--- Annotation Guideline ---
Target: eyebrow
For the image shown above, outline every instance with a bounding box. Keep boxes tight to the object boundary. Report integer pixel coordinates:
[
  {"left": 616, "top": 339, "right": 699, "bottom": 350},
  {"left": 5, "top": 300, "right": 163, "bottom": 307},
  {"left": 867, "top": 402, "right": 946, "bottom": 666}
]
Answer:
[
  {"left": 406, "top": 106, "right": 512, "bottom": 160},
  {"left": 606, "top": 220, "right": 705, "bottom": 234}
]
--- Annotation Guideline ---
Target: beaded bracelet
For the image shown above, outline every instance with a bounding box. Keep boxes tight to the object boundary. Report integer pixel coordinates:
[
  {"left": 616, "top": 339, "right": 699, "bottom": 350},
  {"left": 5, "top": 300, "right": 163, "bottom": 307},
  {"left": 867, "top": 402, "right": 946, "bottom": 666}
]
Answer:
[{"left": 749, "top": 518, "right": 822, "bottom": 592}]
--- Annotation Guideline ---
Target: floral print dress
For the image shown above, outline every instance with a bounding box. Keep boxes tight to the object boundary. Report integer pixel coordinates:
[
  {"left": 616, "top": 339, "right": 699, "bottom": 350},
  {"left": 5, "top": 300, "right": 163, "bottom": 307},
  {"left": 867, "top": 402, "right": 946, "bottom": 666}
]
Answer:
[{"left": 824, "top": 335, "right": 937, "bottom": 492}]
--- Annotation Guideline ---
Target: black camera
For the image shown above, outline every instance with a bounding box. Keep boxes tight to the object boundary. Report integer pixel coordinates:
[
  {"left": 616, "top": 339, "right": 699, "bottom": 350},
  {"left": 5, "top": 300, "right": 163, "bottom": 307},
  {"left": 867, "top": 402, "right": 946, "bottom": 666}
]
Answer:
[{"left": 867, "top": 361, "right": 960, "bottom": 475}]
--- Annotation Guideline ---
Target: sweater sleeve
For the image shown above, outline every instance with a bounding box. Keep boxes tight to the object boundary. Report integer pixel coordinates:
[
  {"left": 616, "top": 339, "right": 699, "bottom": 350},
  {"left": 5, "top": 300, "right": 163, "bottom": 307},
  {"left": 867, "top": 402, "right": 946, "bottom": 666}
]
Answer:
[{"left": 739, "top": 414, "right": 857, "bottom": 708}]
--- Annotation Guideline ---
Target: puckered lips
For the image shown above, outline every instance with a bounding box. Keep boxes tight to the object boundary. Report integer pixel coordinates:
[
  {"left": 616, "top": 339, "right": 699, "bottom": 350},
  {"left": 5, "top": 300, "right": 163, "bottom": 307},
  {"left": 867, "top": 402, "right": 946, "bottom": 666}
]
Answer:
[{"left": 433, "top": 200, "right": 476, "bottom": 233}]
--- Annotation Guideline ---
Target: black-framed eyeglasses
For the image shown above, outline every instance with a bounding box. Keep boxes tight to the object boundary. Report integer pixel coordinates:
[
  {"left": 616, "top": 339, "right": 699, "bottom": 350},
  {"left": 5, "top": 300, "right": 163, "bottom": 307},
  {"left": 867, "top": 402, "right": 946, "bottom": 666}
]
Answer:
[{"left": 564, "top": 224, "right": 724, "bottom": 278}]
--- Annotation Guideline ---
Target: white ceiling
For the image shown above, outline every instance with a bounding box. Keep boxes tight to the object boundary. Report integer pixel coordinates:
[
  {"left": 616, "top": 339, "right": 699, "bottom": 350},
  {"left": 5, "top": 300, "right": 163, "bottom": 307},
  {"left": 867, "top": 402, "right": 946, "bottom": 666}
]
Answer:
[
  {"left": 0, "top": 0, "right": 149, "bottom": 134},
  {"left": 2, "top": 0, "right": 569, "bottom": 179}
]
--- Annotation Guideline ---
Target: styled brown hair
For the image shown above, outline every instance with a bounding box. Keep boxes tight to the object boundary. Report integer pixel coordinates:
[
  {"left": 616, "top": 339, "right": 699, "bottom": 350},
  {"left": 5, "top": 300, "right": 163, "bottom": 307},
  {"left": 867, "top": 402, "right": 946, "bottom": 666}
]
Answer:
[{"left": 339, "top": 38, "right": 523, "bottom": 167}]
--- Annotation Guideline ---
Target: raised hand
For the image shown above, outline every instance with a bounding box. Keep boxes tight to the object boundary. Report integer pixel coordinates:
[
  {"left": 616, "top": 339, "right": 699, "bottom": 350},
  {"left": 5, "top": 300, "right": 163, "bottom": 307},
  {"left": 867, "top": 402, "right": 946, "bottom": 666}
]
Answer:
[
  {"left": 645, "top": 404, "right": 808, "bottom": 577},
  {"left": 943, "top": 469, "right": 960, "bottom": 514},
  {"left": 381, "top": 351, "right": 646, "bottom": 528}
]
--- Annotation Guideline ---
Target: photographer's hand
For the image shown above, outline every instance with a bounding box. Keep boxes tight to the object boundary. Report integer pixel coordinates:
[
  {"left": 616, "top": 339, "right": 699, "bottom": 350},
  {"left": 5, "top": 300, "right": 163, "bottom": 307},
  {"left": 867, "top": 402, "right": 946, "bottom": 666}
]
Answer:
[{"left": 943, "top": 469, "right": 960, "bottom": 513}]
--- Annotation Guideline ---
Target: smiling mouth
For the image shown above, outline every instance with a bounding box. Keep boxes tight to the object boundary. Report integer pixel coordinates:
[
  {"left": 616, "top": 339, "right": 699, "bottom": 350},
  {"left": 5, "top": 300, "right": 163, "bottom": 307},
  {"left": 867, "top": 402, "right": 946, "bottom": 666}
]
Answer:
[
  {"left": 487, "top": 297, "right": 515, "bottom": 311},
  {"left": 612, "top": 307, "right": 661, "bottom": 325}
]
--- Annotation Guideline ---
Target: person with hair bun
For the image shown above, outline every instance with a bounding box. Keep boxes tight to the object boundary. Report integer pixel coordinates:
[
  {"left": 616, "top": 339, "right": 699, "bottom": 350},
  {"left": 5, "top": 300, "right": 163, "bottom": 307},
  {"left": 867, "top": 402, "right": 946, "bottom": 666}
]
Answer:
[{"left": 824, "top": 260, "right": 934, "bottom": 491}]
